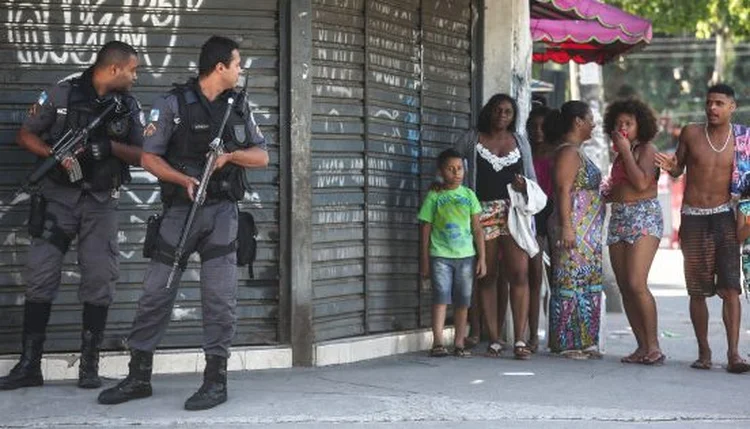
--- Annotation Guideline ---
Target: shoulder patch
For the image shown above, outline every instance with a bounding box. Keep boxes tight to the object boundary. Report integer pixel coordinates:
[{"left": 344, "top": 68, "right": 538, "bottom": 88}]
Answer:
[{"left": 139, "top": 111, "right": 146, "bottom": 126}]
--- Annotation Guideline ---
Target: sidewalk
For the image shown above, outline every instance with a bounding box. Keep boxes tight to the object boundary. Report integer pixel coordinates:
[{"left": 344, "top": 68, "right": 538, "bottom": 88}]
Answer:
[{"left": 2, "top": 250, "right": 749, "bottom": 428}]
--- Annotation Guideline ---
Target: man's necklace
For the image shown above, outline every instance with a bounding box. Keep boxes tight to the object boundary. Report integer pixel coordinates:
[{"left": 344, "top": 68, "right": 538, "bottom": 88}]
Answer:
[{"left": 704, "top": 123, "right": 732, "bottom": 153}]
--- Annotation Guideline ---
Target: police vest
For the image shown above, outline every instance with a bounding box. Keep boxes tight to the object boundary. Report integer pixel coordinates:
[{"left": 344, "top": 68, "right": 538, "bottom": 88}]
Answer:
[
  {"left": 160, "top": 83, "right": 250, "bottom": 205},
  {"left": 46, "top": 73, "right": 134, "bottom": 191}
]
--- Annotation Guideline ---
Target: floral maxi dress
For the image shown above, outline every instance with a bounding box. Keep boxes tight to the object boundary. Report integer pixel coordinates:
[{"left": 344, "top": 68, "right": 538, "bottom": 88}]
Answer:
[{"left": 548, "top": 149, "right": 605, "bottom": 353}]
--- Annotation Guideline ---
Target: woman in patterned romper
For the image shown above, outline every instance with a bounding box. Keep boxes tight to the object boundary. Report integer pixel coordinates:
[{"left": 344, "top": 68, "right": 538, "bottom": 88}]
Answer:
[
  {"left": 547, "top": 101, "right": 605, "bottom": 359},
  {"left": 602, "top": 98, "right": 665, "bottom": 365}
]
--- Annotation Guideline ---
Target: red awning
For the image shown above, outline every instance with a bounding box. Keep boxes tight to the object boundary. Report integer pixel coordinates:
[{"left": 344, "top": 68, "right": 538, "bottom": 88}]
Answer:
[{"left": 531, "top": 0, "right": 652, "bottom": 64}]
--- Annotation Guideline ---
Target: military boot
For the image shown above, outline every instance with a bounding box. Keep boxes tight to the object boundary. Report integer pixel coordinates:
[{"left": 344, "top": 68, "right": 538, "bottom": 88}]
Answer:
[
  {"left": 97, "top": 349, "right": 153, "bottom": 405},
  {"left": 0, "top": 301, "right": 51, "bottom": 391},
  {"left": 78, "top": 303, "right": 108, "bottom": 389},
  {"left": 0, "top": 333, "right": 45, "bottom": 390},
  {"left": 78, "top": 330, "right": 104, "bottom": 388},
  {"left": 184, "top": 355, "right": 227, "bottom": 411}
]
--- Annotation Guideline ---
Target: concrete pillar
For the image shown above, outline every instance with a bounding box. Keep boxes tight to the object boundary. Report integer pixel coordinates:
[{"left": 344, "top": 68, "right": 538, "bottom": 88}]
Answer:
[
  {"left": 288, "top": 0, "right": 314, "bottom": 366},
  {"left": 482, "top": 0, "right": 532, "bottom": 134}
]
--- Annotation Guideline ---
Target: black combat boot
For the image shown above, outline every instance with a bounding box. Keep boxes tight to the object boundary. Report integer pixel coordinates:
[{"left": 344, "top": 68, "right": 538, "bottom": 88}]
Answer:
[
  {"left": 184, "top": 355, "right": 228, "bottom": 411},
  {"left": 0, "top": 301, "right": 51, "bottom": 391},
  {"left": 78, "top": 330, "right": 104, "bottom": 388},
  {"left": 78, "top": 303, "right": 108, "bottom": 389},
  {"left": 97, "top": 349, "right": 153, "bottom": 405}
]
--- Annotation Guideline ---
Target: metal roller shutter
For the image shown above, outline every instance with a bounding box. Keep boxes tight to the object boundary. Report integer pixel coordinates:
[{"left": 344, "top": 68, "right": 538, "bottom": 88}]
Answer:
[
  {"left": 0, "top": 0, "right": 281, "bottom": 353},
  {"left": 311, "top": 0, "right": 476, "bottom": 341},
  {"left": 365, "top": 0, "right": 422, "bottom": 333},
  {"left": 311, "top": 0, "right": 368, "bottom": 341},
  {"left": 418, "top": 0, "right": 475, "bottom": 326}
]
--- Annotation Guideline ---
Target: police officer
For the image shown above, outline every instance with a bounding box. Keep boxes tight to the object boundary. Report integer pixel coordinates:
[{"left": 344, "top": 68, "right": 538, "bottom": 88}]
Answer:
[
  {"left": 0, "top": 41, "right": 143, "bottom": 391},
  {"left": 98, "top": 36, "right": 268, "bottom": 411}
]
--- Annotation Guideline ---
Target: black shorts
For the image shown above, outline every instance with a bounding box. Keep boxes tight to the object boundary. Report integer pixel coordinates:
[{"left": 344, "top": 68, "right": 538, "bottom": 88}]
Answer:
[{"left": 679, "top": 210, "right": 741, "bottom": 297}]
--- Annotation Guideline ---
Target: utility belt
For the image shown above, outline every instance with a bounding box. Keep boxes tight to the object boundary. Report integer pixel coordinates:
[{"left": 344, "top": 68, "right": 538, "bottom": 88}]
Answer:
[
  {"left": 159, "top": 164, "right": 245, "bottom": 205},
  {"left": 142, "top": 207, "right": 258, "bottom": 278},
  {"left": 159, "top": 179, "right": 239, "bottom": 206}
]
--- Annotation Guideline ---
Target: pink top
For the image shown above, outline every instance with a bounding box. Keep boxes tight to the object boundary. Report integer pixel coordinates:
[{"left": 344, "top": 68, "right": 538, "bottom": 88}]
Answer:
[
  {"left": 607, "top": 144, "right": 659, "bottom": 190},
  {"left": 608, "top": 154, "right": 630, "bottom": 187},
  {"left": 533, "top": 157, "right": 554, "bottom": 198}
]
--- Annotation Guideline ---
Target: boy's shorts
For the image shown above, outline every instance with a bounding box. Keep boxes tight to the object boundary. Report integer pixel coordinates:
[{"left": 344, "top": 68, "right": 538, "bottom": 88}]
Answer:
[{"left": 430, "top": 256, "right": 474, "bottom": 307}]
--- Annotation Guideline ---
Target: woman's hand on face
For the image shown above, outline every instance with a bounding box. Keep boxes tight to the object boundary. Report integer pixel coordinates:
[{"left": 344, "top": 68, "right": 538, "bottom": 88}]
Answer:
[{"left": 611, "top": 130, "right": 631, "bottom": 153}]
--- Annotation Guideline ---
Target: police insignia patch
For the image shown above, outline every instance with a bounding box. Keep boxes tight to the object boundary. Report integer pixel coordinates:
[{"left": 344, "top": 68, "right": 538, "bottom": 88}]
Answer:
[
  {"left": 139, "top": 111, "right": 146, "bottom": 126},
  {"left": 144, "top": 123, "right": 157, "bottom": 137}
]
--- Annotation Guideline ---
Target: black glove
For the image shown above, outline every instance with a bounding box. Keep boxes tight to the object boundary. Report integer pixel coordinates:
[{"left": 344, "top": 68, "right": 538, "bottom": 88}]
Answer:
[{"left": 88, "top": 139, "right": 112, "bottom": 161}]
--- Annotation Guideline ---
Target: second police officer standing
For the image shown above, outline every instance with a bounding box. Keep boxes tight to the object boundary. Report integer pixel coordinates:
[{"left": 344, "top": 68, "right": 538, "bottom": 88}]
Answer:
[
  {"left": 98, "top": 36, "right": 269, "bottom": 411},
  {"left": 0, "top": 41, "right": 143, "bottom": 391}
]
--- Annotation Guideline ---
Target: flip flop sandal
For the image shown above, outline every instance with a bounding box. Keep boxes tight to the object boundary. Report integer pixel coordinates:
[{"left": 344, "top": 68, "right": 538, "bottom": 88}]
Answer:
[
  {"left": 429, "top": 345, "right": 449, "bottom": 357},
  {"left": 689, "top": 359, "right": 712, "bottom": 370},
  {"left": 640, "top": 351, "right": 666, "bottom": 366},
  {"left": 453, "top": 347, "right": 471, "bottom": 358},
  {"left": 583, "top": 346, "right": 604, "bottom": 360},
  {"left": 514, "top": 341, "right": 532, "bottom": 360},
  {"left": 620, "top": 352, "right": 644, "bottom": 364},
  {"left": 726, "top": 360, "right": 750, "bottom": 374},
  {"left": 560, "top": 350, "right": 589, "bottom": 360},
  {"left": 486, "top": 342, "right": 502, "bottom": 357}
]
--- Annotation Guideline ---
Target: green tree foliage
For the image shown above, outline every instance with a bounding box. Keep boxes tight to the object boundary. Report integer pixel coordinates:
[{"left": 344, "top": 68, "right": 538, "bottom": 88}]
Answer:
[
  {"left": 607, "top": 0, "right": 750, "bottom": 40},
  {"left": 603, "top": 1, "right": 750, "bottom": 149}
]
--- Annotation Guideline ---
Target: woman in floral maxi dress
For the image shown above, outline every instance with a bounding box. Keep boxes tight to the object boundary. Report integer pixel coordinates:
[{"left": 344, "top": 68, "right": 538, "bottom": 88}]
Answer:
[{"left": 546, "top": 101, "right": 605, "bottom": 358}]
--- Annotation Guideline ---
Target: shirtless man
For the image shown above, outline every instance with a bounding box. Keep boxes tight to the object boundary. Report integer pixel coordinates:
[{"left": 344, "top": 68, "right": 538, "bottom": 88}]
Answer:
[{"left": 655, "top": 83, "right": 750, "bottom": 374}]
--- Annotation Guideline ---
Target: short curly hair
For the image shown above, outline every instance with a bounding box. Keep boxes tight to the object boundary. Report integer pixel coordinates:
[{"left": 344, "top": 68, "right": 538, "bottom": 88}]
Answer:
[{"left": 603, "top": 98, "right": 659, "bottom": 144}]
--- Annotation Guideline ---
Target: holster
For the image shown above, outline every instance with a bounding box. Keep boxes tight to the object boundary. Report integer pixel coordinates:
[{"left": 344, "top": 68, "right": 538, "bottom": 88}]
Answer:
[
  {"left": 143, "top": 213, "right": 163, "bottom": 259},
  {"left": 28, "top": 193, "right": 47, "bottom": 238},
  {"left": 236, "top": 211, "right": 258, "bottom": 278}
]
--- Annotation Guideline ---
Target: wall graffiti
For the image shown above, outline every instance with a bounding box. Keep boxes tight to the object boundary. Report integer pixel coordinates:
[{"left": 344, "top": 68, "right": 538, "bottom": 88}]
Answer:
[
  {"left": 2, "top": 0, "right": 270, "bottom": 278},
  {"left": 6, "top": 0, "right": 204, "bottom": 76}
]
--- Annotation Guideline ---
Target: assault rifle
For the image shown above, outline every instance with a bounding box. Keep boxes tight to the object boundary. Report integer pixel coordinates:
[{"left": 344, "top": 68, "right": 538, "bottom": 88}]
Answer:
[
  {"left": 14, "top": 96, "right": 121, "bottom": 199},
  {"left": 166, "top": 96, "right": 235, "bottom": 289}
]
